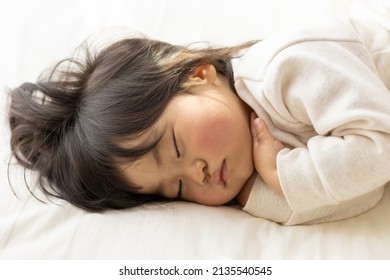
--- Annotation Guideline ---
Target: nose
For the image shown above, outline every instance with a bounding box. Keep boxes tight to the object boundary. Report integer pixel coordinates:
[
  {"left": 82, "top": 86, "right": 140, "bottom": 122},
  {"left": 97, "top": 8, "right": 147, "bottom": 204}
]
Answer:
[{"left": 181, "top": 159, "right": 207, "bottom": 185}]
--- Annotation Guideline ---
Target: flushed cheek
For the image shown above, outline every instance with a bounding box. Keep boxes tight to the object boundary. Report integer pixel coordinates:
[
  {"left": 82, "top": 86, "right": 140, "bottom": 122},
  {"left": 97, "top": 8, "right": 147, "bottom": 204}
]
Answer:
[{"left": 188, "top": 113, "right": 232, "bottom": 155}]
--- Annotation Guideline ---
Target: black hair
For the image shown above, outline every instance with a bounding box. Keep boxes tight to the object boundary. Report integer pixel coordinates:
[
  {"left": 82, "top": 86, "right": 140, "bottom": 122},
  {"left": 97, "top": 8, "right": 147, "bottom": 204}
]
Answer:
[{"left": 8, "top": 36, "right": 255, "bottom": 211}]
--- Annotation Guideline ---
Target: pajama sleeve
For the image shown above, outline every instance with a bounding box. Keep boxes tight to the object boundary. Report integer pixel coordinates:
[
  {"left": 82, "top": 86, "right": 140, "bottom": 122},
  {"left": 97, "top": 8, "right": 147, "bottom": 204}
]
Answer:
[
  {"left": 236, "top": 16, "right": 390, "bottom": 225},
  {"left": 270, "top": 20, "right": 390, "bottom": 225}
]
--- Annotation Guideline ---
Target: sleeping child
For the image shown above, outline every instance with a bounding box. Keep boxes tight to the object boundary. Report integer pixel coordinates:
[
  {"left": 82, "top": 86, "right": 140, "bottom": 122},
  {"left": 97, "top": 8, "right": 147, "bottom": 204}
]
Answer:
[{"left": 8, "top": 14, "right": 390, "bottom": 225}]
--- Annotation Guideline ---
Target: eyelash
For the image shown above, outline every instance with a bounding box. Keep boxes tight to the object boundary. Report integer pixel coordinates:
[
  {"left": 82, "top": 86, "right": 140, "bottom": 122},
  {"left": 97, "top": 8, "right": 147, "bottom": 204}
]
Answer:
[
  {"left": 178, "top": 180, "right": 183, "bottom": 199},
  {"left": 173, "top": 131, "right": 182, "bottom": 198},
  {"left": 173, "top": 131, "right": 180, "bottom": 158}
]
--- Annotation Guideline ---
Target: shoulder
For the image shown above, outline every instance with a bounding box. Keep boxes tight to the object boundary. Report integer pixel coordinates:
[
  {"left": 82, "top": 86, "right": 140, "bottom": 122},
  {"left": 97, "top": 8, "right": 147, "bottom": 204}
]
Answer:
[{"left": 232, "top": 17, "right": 360, "bottom": 82}]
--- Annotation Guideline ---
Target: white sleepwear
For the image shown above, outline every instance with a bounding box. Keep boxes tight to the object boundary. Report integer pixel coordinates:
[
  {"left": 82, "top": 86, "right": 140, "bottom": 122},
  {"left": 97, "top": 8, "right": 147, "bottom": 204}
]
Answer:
[{"left": 232, "top": 14, "right": 390, "bottom": 225}]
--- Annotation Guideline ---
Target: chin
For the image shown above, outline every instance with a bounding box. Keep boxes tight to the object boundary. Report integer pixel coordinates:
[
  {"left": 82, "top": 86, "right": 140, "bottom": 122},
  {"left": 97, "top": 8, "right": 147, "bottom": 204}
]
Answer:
[{"left": 200, "top": 195, "right": 234, "bottom": 206}]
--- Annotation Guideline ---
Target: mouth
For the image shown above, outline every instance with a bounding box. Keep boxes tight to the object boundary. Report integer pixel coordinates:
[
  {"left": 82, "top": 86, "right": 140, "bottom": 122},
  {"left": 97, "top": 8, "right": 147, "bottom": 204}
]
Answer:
[{"left": 211, "top": 160, "right": 229, "bottom": 186}]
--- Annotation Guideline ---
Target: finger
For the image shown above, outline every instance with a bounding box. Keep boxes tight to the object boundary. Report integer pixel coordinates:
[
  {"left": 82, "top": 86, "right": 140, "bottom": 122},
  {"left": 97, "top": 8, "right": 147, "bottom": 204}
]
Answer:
[
  {"left": 251, "top": 116, "right": 285, "bottom": 152},
  {"left": 250, "top": 113, "right": 260, "bottom": 144},
  {"left": 251, "top": 116, "right": 273, "bottom": 146}
]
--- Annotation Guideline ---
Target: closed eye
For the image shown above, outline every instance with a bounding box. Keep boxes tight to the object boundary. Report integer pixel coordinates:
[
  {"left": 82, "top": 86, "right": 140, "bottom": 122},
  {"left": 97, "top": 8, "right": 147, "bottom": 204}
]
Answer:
[
  {"left": 173, "top": 130, "right": 182, "bottom": 198},
  {"left": 173, "top": 130, "right": 180, "bottom": 158},
  {"left": 177, "top": 180, "right": 183, "bottom": 199}
]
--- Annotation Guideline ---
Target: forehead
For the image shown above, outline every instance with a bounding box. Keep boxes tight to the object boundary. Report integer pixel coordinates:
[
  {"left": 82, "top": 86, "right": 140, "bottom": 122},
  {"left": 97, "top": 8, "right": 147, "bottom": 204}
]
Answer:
[
  {"left": 119, "top": 115, "right": 167, "bottom": 149},
  {"left": 118, "top": 93, "right": 186, "bottom": 192},
  {"left": 118, "top": 118, "right": 167, "bottom": 189}
]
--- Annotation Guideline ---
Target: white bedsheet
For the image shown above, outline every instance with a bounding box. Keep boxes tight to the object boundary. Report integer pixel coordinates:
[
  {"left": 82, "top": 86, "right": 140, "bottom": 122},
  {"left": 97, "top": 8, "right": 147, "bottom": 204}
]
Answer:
[{"left": 1, "top": 0, "right": 389, "bottom": 259}]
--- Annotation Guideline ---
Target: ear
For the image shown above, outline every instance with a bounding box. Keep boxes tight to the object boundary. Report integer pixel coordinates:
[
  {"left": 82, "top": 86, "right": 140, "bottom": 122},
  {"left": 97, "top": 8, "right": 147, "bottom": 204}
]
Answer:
[{"left": 186, "top": 64, "right": 217, "bottom": 86}]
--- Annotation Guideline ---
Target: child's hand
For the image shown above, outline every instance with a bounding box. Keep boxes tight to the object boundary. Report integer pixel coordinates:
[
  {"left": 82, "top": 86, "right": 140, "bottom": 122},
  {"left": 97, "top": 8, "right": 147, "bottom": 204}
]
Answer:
[{"left": 251, "top": 113, "right": 284, "bottom": 194}]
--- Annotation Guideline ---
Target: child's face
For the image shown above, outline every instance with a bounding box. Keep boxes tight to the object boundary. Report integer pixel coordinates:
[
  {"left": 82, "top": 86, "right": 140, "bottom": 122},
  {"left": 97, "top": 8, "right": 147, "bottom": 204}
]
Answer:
[{"left": 121, "top": 70, "right": 254, "bottom": 206}]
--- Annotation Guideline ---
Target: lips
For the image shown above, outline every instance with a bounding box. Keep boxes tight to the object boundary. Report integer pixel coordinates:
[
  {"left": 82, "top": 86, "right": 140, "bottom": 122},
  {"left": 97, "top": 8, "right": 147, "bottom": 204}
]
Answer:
[{"left": 211, "top": 160, "right": 228, "bottom": 186}]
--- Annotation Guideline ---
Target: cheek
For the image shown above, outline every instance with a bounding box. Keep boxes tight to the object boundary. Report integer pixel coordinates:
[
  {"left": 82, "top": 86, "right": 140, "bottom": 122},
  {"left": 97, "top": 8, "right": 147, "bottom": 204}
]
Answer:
[{"left": 187, "top": 112, "right": 232, "bottom": 154}]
